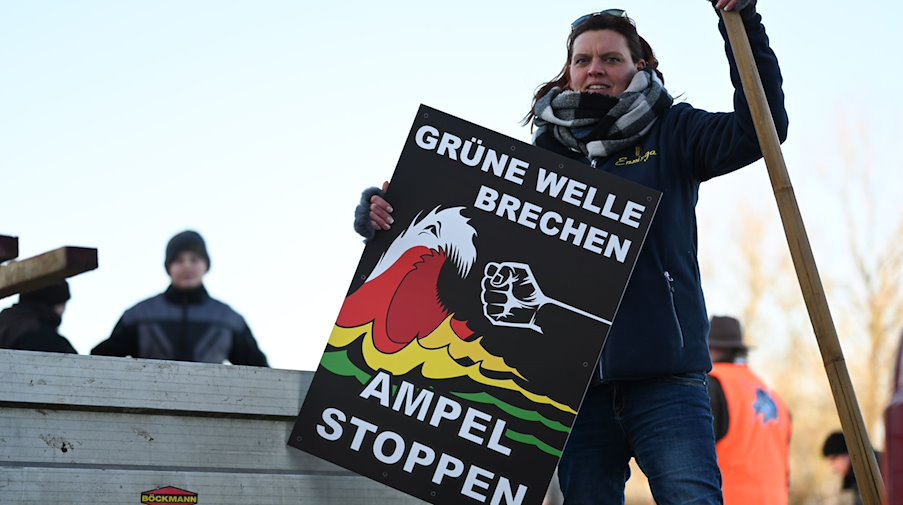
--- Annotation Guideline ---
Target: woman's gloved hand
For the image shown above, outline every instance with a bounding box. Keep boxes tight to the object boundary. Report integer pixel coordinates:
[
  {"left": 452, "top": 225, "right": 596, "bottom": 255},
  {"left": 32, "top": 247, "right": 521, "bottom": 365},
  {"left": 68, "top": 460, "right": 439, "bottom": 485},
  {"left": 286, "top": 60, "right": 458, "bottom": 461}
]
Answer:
[{"left": 353, "top": 181, "right": 393, "bottom": 242}]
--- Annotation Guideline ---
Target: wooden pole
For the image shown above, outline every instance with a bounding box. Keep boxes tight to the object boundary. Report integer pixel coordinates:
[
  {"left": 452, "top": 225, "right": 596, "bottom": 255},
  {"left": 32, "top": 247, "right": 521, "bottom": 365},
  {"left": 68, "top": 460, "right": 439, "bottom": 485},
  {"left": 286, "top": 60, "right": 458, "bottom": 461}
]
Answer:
[
  {"left": 720, "top": 10, "right": 885, "bottom": 505},
  {"left": 0, "top": 246, "right": 98, "bottom": 299}
]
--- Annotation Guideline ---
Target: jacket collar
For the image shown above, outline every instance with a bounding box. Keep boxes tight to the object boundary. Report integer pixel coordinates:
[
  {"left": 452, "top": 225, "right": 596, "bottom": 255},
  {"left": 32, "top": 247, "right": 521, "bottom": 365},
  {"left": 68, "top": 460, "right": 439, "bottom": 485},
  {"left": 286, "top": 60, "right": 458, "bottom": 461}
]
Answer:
[{"left": 164, "top": 284, "right": 209, "bottom": 305}]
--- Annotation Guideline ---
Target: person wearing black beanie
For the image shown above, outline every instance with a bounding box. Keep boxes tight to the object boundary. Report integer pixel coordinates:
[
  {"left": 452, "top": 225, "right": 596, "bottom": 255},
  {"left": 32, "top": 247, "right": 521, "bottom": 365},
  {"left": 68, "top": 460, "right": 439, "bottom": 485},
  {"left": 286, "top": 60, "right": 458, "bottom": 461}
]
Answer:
[
  {"left": 0, "top": 281, "right": 78, "bottom": 354},
  {"left": 164, "top": 230, "right": 210, "bottom": 274},
  {"left": 20, "top": 281, "right": 71, "bottom": 306},
  {"left": 822, "top": 430, "right": 882, "bottom": 505},
  {"left": 91, "top": 230, "right": 268, "bottom": 366}
]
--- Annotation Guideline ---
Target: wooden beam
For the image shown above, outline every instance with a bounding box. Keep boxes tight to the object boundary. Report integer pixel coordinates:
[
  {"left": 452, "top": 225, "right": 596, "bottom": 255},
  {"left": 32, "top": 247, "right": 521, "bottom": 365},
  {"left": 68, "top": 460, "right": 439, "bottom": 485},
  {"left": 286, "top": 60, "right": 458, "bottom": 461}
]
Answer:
[
  {"left": 0, "top": 235, "right": 18, "bottom": 263},
  {"left": 722, "top": 11, "right": 885, "bottom": 505},
  {"left": 0, "top": 246, "right": 98, "bottom": 299}
]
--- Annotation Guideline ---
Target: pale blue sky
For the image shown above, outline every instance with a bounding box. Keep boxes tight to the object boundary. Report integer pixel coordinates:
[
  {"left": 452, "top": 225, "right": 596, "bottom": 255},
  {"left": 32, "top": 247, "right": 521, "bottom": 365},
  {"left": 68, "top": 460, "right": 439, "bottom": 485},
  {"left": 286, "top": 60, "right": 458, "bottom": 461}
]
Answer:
[{"left": 2, "top": 1, "right": 901, "bottom": 371}]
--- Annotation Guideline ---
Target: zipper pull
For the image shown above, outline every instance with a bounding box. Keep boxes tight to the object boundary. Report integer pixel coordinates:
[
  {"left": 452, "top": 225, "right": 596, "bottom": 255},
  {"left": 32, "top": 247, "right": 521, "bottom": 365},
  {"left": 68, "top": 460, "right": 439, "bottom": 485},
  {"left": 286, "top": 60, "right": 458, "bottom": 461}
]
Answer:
[{"left": 664, "top": 271, "right": 675, "bottom": 292}]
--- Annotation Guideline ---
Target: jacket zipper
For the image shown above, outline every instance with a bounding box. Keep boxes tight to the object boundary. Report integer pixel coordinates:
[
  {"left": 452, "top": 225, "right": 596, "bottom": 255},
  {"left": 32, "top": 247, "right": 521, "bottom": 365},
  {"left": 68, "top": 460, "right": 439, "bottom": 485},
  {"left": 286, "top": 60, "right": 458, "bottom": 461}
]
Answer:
[
  {"left": 181, "top": 303, "right": 190, "bottom": 360},
  {"left": 664, "top": 271, "right": 685, "bottom": 348}
]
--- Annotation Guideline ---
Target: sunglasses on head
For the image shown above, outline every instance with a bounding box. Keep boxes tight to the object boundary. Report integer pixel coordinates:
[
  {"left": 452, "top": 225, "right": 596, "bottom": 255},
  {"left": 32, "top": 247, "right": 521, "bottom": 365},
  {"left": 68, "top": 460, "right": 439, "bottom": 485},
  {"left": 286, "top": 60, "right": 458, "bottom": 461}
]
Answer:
[{"left": 570, "top": 9, "right": 635, "bottom": 30}]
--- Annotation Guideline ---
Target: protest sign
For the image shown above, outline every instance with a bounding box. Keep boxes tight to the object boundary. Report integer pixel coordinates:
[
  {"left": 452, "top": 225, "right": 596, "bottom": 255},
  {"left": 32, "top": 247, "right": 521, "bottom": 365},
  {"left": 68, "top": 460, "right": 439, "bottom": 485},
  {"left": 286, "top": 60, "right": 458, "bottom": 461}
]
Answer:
[{"left": 289, "top": 105, "right": 661, "bottom": 505}]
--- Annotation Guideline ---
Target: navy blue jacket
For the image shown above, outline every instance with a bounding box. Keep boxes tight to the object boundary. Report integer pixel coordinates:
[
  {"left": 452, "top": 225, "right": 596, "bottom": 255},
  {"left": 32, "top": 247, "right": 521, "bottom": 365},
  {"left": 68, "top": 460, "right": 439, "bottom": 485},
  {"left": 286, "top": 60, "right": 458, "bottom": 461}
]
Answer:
[
  {"left": 542, "top": 12, "right": 787, "bottom": 380},
  {"left": 91, "top": 285, "right": 269, "bottom": 366}
]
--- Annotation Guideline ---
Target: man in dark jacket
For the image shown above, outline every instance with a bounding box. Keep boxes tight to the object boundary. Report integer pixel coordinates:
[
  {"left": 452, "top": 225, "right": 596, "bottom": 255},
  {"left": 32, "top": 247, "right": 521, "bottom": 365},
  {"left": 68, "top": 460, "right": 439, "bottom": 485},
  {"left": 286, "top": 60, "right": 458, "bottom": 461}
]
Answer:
[
  {"left": 0, "top": 281, "right": 78, "bottom": 353},
  {"left": 91, "top": 230, "right": 268, "bottom": 366}
]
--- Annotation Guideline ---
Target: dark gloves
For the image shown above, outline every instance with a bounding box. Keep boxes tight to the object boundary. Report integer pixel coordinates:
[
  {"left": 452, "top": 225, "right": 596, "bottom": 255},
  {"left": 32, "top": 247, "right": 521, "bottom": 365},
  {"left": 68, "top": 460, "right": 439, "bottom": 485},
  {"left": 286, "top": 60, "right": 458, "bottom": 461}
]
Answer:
[
  {"left": 709, "top": 0, "right": 757, "bottom": 20},
  {"left": 353, "top": 186, "right": 386, "bottom": 242}
]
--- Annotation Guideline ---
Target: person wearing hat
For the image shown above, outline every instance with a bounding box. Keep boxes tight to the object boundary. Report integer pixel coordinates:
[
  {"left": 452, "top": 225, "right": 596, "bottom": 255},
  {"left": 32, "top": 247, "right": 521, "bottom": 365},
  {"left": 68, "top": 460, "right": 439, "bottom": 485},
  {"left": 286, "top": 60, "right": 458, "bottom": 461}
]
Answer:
[
  {"left": 822, "top": 430, "right": 881, "bottom": 505},
  {"left": 91, "top": 230, "right": 268, "bottom": 366},
  {"left": 707, "top": 315, "right": 792, "bottom": 504},
  {"left": 0, "top": 280, "right": 78, "bottom": 354}
]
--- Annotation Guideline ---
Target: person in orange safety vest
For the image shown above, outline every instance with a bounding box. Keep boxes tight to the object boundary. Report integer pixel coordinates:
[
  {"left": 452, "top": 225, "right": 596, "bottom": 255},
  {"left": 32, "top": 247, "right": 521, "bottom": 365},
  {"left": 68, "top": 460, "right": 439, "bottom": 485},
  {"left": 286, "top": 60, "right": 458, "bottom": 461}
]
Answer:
[{"left": 707, "top": 315, "right": 792, "bottom": 504}]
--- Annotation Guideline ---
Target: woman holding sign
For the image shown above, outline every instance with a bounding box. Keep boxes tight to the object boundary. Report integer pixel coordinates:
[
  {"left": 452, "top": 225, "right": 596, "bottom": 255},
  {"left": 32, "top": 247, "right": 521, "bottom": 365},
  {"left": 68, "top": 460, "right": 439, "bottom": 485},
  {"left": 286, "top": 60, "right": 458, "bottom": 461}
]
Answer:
[{"left": 357, "top": 0, "right": 786, "bottom": 503}]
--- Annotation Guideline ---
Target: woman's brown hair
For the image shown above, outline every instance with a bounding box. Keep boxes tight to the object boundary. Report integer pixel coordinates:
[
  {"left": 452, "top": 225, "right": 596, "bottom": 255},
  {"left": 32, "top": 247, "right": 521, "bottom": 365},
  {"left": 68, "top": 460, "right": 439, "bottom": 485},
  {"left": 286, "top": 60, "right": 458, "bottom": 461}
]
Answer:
[{"left": 523, "top": 14, "right": 663, "bottom": 126}]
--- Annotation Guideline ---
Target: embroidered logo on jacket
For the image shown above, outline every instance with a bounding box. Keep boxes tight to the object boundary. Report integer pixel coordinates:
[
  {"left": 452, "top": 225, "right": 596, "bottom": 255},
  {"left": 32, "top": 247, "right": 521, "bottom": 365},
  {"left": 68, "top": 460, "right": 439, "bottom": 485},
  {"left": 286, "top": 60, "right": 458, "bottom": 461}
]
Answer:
[{"left": 615, "top": 145, "right": 658, "bottom": 166}]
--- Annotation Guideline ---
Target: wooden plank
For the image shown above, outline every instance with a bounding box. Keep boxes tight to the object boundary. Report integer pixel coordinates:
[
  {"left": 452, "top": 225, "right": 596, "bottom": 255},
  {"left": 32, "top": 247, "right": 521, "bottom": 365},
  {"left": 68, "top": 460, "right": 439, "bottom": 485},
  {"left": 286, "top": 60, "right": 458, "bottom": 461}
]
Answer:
[
  {"left": 0, "top": 468, "right": 428, "bottom": 505},
  {"left": 0, "top": 246, "right": 98, "bottom": 299},
  {"left": 0, "top": 407, "right": 334, "bottom": 473},
  {"left": 0, "top": 406, "right": 342, "bottom": 474},
  {"left": 0, "top": 234, "right": 18, "bottom": 262},
  {"left": 0, "top": 350, "right": 310, "bottom": 417}
]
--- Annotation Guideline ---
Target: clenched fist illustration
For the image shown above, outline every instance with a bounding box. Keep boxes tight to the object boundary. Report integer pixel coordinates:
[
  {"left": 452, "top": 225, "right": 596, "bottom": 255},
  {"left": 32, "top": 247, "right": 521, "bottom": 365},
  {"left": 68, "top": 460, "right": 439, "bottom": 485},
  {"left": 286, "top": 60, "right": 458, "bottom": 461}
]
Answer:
[
  {"left": 480, "top": 261, "right": 612, "bottom": 334},
  {"left": 481, "top": 261, "right": 546, "bottom": 333}
]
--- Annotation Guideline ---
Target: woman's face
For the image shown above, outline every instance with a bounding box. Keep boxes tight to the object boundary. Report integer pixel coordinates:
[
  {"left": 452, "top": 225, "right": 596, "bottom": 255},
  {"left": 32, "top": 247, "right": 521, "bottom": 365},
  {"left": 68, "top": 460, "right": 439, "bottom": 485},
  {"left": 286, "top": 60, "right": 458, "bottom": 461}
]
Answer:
[{"left": 567, "top": 29, "right": 645, "bottom": 97}]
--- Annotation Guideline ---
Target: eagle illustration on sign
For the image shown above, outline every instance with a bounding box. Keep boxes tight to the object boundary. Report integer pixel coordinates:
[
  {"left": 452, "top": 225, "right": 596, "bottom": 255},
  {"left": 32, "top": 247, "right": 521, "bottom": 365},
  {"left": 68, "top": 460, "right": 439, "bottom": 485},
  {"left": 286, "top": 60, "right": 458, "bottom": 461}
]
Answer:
[{"left": 327, "top": 205, "right": 577, "bottom": 414}]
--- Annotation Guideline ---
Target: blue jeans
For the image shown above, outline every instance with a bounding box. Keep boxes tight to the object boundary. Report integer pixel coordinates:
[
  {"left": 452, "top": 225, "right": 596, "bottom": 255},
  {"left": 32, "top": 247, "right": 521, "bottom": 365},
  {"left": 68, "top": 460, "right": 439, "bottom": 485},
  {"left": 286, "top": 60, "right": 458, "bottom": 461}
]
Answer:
[{"left": 558, "top": 373, "right": 723, "bottom": 505}]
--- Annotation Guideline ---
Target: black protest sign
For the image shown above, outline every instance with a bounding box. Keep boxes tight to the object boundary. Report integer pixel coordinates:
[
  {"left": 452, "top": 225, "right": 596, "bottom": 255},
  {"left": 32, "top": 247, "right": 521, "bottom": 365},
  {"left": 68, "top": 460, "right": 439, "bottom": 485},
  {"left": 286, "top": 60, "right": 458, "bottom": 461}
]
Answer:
[{"left": 289, "top": 105, "right": 661, "bottom": 505}]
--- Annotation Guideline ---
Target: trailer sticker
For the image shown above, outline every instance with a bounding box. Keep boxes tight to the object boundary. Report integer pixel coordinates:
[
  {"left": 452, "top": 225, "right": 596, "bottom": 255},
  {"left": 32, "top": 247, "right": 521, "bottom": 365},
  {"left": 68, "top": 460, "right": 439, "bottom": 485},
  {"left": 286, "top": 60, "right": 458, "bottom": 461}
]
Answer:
[{"left": 140, "top": 486, "right": 199, "bottom": 503}]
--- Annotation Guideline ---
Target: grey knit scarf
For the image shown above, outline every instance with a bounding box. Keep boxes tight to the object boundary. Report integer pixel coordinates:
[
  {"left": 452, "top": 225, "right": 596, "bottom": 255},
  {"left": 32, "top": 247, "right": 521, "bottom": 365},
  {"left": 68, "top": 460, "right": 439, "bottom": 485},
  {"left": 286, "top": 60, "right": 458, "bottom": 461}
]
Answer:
[{"left": 533, "top": 69, "right": 673, "bottom": 159}]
